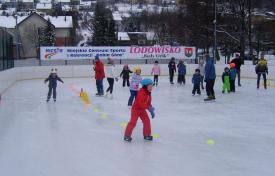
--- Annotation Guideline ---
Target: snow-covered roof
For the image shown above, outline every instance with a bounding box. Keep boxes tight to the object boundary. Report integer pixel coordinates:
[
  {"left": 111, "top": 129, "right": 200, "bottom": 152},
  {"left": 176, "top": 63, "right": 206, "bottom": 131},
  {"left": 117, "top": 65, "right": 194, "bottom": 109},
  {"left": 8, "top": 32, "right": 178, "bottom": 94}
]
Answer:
[
  {"left": 39, "top": 0, "right": 51, "bottom": 3},
  {"left": 44, "top": 16, "right": 73, "bottom": 28},
  {"left": 21, "top": 0, "right": 34, "bottom": 3},
  {"left": 0, "top": 16, "right": 27, "bottom": 28},
  {"left": 80, "top": 1, "right": 91, "bottom": 6},
  {"left": 112, "top": 11, "right": 122, "bottom": 21},
  {"left": 55, "top": 0, "right": 70, "bottom": 3},
  {"left": 117, "top": 32, "right": 130, "bottom": 41},
  {"left": 36, "top": 3, "right": 52, "bottom": 10},
  {"left": 0, "top": 14, "right": 73, "bottom": 28},
  {"left": 62, "top": 5, "right": 72, "bottom": 11},
  {"left": 128, "top": 32, "right": 156, "bottom": 40}
]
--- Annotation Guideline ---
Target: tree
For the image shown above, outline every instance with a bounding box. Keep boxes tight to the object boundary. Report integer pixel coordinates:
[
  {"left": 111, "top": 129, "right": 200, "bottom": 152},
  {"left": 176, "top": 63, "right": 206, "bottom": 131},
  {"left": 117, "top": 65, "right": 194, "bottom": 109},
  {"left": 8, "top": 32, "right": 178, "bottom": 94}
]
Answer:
[
  {"left": 0, "top": 3, "right": 7, "bottom": 10},
  {"left": 39, "top": 19, "right": 56, "bottom": 46},
  {"left": 90, "top": 3, "right": 117, "bottom": 46}
]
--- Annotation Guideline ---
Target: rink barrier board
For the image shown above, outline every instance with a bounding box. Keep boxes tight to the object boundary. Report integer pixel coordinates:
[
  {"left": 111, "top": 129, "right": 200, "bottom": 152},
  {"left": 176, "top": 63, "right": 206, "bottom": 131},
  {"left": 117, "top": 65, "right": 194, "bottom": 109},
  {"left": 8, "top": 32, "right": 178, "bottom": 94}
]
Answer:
[{"left": 1, "top": 64, "right": 275, "bottom": 95}]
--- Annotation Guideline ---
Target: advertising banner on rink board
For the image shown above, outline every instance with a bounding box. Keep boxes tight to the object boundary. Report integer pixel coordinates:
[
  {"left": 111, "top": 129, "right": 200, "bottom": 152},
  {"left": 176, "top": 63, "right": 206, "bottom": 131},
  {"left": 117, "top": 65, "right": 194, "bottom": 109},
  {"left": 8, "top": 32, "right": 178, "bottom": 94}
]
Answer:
[{"left": 40, "top": 46, "right": 196, "bottom": 60}]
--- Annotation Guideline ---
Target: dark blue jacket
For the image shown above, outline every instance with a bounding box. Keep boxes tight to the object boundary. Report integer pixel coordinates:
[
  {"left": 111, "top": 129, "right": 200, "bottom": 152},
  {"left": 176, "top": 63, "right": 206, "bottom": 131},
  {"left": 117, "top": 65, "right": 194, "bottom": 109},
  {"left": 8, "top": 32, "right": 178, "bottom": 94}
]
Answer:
[
  {"left": 204, "top": 58, "right": 216, "bottom": 81},
  {"left": 177, "top": 63, "right": 186, "bottom": 75},
  {"left": 230, "top": 68, "right": 236, "bottom": 80},
  {"left": 192, "top": 73, "right": 201, "bottom": 85},
  {"left": 45, "top": 74, "right": 64, "bottom": 88}
]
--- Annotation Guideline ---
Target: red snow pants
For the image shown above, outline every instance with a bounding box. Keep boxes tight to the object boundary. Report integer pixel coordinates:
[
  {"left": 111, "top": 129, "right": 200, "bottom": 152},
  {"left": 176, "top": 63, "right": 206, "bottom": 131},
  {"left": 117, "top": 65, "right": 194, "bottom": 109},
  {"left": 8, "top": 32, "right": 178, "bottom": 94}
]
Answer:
[{"left": 124, "top": 108, "right": 151, "bottom": 137}]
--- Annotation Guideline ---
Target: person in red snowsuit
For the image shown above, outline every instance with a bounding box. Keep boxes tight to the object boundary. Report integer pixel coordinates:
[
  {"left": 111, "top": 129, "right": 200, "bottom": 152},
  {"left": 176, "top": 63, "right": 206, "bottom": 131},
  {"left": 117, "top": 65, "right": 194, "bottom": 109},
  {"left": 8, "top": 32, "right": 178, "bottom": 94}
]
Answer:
[
  {"left": 93, "top": 55, "right": 105, "bottom": 96},
  {"left": 124, "top": 78, "right": 155, "bottom": 142}
]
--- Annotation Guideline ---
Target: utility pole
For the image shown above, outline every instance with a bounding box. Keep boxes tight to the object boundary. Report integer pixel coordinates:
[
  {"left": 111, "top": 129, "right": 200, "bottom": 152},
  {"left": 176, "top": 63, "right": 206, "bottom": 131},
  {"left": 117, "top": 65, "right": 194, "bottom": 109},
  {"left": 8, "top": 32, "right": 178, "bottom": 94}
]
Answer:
[
  {"left": 248, "top": 0, "right": 254, "bottom": 64},
  {"left": 213, "top": 0, "right": 217, "bottom": 63},
  {"left": 15, "top": 15, "right": 20, "bottom": 60}
]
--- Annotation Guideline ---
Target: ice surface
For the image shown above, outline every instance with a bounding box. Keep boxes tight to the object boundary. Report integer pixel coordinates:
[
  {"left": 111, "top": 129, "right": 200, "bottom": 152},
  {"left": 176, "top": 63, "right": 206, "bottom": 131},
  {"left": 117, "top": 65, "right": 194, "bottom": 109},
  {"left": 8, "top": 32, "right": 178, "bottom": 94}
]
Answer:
[{"left": 0, "top": 77, "right": 275, "bottom": 176}]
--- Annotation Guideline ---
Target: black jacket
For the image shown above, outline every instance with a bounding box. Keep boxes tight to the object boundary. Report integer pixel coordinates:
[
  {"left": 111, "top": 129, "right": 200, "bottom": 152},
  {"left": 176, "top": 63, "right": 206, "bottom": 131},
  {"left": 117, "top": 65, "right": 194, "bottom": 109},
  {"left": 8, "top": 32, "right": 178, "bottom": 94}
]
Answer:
[
  {"left": 120, "top": 70, "right": 132, "bottom": 79},
  {"left": 168, "top": 61, "right": 176, "bottom": 72},
  {"left": 45, "top": 74, "right": 64, "bottom": 88},
  {"left": 230, "top": 58, "right": 242, "bottom": 70}
]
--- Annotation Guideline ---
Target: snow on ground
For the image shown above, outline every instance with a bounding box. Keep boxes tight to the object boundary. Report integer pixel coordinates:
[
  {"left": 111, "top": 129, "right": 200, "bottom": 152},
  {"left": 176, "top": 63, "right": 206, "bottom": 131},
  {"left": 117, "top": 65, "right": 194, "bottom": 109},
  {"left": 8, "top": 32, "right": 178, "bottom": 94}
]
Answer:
[{"left": 0, "top": 76, "right": 275, "bottom": 176}]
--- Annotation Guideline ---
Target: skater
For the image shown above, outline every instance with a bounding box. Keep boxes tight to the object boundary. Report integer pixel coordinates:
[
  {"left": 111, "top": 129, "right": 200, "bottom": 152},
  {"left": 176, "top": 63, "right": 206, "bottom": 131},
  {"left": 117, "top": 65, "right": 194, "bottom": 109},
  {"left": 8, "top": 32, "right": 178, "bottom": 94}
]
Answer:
[
  {"left": 229, "top": 63, "right": 237, "bottom": 92},
  {"left": 151, "top": 61, "right": 161, "bottom": 86},
  {"left": 177, "top": 60, "right": 186, "bottom": 85},
  {"left": 128, "top": 67, "right": 142, "bottom": 107},
  {"left": 168, "top": 57, "right": 176, "bottom": 84},
  {"left": 256, "top": 55, "right": 268, "bottom": 89},
  {"left": 192, "top": 69, "right": 201, "bottom": 96},
  {"left": 94, "top": 55, "right": 105, "bottom": 96},
  {"left": 222, "top": 67, "right": 231, "bottom": 93},
  {"left": 198, "top": 58, "right": 205, "bottom": 89},
  {"left": 204, "top": 56, "right": 216, "bottom": 101},
  {"left": 105, "top": 58, "right": 118, "bottom": 98},
  {"left": 230, "top": 53, "right": 242, "bottom": 86},
  {"left": 44, "top": 68, "right": 64, "bottom": 102},
  {"left": 120, "top": 64, "right": 132, "bottom": 87},
  {"left": 124, "top": 78, "right": 155, "bottom": 142}
]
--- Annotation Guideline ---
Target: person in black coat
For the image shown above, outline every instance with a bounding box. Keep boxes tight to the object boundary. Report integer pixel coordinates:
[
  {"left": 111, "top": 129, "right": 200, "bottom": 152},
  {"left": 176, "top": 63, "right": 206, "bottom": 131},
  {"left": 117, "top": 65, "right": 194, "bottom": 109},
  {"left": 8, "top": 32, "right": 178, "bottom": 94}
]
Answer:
[
  {"left": 168, "top": 57, "right": 177, "bottom": 84},
  {"left": 120, "top": 64, "right": 133, "bottom": 87},
  {"left": 192, "top": 69, "right": 201, "bottom": 95},
  {"left": 45, "top": 69, "right": 64, "bottom": 102},
  {"left": 230, "top": 54, "right": 242, "bottom": 86}
]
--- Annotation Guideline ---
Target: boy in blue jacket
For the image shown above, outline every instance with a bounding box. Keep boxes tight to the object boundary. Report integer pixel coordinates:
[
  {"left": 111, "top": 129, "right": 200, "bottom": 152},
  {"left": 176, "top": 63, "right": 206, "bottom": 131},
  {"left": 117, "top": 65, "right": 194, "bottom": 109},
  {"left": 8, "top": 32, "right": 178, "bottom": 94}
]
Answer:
[
  {"left": 177, "top": 60, "right": 186, "bottom": 85},
  {"left": 192, "top": 69, "right": 201, "bottom": 95},
  {"left": 45, "top": 68, "right": 64, "bottom": 102}
]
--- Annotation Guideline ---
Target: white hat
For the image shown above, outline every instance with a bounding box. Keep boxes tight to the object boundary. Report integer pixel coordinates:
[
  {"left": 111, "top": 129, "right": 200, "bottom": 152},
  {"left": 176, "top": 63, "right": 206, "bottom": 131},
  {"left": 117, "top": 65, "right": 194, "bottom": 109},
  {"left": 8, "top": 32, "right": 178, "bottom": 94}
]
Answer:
[{"left": 51, "top": 68, "right": 57, "bottom": 74}]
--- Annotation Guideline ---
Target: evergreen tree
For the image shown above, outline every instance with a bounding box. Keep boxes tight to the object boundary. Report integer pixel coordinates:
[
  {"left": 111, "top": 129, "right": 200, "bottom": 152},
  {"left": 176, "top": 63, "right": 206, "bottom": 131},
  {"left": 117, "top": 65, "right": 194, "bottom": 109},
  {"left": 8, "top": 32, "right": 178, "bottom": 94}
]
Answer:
[
  {"left": 40, "top": 19, "right": 56, "bottom": 46},
  {"left": 106, "top": 17, "right": 117, "bottom": 46},
  {"left": 90, "top": 3, "right": 117, "bottom": 46}
]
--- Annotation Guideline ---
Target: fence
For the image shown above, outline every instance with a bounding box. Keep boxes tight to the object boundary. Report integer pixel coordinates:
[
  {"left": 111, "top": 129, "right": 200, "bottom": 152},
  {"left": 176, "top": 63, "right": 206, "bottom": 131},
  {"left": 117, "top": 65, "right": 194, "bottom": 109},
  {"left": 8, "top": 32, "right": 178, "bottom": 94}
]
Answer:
[{"left": 0, "top": 28, "right": 14, "bottom": 71}]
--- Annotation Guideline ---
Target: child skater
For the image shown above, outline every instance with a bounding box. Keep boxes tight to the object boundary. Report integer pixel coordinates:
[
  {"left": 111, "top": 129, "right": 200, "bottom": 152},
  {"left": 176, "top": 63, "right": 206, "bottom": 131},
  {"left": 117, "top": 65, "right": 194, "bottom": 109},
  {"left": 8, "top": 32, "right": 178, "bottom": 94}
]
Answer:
[
  {"left": 192, "top": 69, "right": 201, "bottom": 96},
  {"left": 128, "top": 67, "right": 142, "bottom": 107},
  {"left": 105, "top": 58, "right": 118, "bottom": 98},
  {"left": 44, "top": 68, "right": 64, "bottom": 102},
  {"left": 120, "top": 64, "right": 133, "bottom": 87},
  {"left": 177, "top": 60, "right": 186, "bottom": 85},
  {"left": 124, "top": 78, "right": 155, "bottom": 142},
  {"left": 229, "top": 63, "right": 237, "bottom": 92},
  {"left": 151, "top": 61, "right": 161, "bottom": 86},
  {"left": 222, "top": 67, "right": 231, "bottom": 93}
]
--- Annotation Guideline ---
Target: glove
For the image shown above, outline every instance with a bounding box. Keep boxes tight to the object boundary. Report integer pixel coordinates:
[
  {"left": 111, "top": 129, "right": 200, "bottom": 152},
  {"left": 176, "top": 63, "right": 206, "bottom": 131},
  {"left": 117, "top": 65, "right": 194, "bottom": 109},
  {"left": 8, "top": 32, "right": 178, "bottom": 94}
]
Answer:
[
  {"left": 115, "top": 77, "right": 119, "bottom": 82},
  {"left": 148, "top": 107, "right": 155, "bottom": 119}
]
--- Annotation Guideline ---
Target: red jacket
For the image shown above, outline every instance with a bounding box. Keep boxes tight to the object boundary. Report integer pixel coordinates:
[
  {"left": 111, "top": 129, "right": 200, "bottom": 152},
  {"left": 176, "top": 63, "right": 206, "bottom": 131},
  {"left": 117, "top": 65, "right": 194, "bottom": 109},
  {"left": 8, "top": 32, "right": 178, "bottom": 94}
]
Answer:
[
  {"left": 132, "top": 88, "right": 152, "bottom": 110},
  {"left": 94, "top": 61, "right": 105, "bottom": 80}
]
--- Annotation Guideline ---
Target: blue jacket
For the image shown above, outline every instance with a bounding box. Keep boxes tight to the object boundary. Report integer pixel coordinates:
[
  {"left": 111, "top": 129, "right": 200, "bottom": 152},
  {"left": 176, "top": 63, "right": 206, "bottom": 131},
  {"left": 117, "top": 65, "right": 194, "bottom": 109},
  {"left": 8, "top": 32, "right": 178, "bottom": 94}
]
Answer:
[
  {"left": 230, "top": 68, "right": 236, "bottom": 80},
  {"left": 204, "top": 58, "right": 216, "bottom": 81},
  {"left": 177, "top": 63, "right": 186, "bottom": 75},
  {"left": 45, "top": 74, "right": 64, "bottom": 88},
  {"left": 192, "top": 73, "right": 201, "bottom": 85}
]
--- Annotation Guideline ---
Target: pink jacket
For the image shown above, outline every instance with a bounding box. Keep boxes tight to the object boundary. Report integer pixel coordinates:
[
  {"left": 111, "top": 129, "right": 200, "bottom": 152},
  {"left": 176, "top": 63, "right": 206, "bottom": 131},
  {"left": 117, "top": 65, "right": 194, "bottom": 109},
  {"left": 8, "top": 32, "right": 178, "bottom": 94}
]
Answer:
[{"left": 151, "top": 65, "right": 161, "bottom": 75}]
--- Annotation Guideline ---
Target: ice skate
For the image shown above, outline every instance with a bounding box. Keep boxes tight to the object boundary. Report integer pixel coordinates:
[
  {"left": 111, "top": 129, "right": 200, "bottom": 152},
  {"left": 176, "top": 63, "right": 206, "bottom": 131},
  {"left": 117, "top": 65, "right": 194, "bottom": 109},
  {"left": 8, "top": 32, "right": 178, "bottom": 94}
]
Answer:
[
  {"left": 144, "top": 136, "right": 153, "bottom": 141},
  {"left": 124, "top": 136, "right": 132, "bottom": 142},
  {"left": 54, "top": 99, "right": 56, "bottom": 102}
]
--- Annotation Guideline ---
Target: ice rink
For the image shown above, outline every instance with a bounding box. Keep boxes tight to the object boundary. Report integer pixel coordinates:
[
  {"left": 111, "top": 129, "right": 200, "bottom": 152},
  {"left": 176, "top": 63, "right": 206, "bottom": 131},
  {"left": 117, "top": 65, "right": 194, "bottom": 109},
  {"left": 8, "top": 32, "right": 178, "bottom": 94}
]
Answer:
[{"left": 0, "top": 76, "right": 275, "bottom": 176}]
